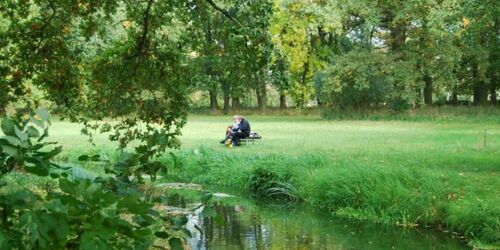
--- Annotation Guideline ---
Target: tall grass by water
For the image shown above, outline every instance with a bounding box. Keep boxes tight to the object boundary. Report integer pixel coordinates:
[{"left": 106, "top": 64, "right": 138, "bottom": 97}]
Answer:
[
  {"left": 161, "top": 148, "right": 499, "bottom": 247},
  {"left": 30, "top": 109, "right": 500, "bottom": 247}
]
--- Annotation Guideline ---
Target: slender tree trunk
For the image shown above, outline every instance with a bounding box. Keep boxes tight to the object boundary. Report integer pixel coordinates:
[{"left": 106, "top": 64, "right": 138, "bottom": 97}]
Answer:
[
  {"left": 209, "top": 90, "right": 218, "bottom": 112},
  {"left": 451, "top": 89, "right": 458, "bottom": 105},
  {"left": 490, "top": 67, "right": 498, "bottom": 105},
  {"left": 491, "top": 85, "right": 497, "bottom": 105},
  {"left": 256, "top": 88, "right": 266, "bottom": 112},
  {"left": 301, "top": 61, "right": 309, "bottom": 85},
  {"left": 202, "top": 6, "right": 217, "bottom": 112},
  {"left": 423, "top": 75, "right": 433, "bottom": 106},
  {"left": 223, "top": 91, "right": 230, "bottom": 114},
  {"left": 474, "top": 83, "right": 488, "bottom": 106},
  {"left": 279, "top": 93, "right": 287, "bottom": 110},
  {"left": 472, "top": 65, "right": 488, "bottom": 106},
  {"left": 256, "top": 69, "right": 267, "bottom": 112},
  {"left": 260, "top": 86, "right": 267, "bottom": 113},
  {"left": 256, "top": 91, "right": 263, "bottom": 111},
  {"left": 298, "top": 62, "right": 310, "bottom": 108},
  {"left": 232, "top": 97, "right": 240, "bottom": 111},
  {"left": 390, "top": 20, "right": 407, "bottom": 53},
  {"left": 221, "top": 80, "right": 230, "bottom": 114}
]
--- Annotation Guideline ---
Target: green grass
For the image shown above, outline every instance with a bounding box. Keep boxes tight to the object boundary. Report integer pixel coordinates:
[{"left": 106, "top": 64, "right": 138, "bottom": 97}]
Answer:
[{"left": 20, "top": 113, "right": 500, "bottom": 247}]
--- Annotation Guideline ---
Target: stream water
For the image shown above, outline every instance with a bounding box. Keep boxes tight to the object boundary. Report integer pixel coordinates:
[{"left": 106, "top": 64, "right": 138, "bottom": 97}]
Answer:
[{"left": 185, "top": 200, "right": 468, "bottom": 250}]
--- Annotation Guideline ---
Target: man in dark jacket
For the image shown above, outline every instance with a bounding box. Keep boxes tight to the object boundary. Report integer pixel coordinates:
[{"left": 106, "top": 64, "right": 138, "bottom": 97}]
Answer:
[{"left": 232, "top": 115, "right": 251, "bottom": 146}]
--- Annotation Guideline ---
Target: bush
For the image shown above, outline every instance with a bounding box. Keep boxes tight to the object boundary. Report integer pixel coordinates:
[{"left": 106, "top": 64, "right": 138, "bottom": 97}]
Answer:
[{"left": 388, "top": 96, "right": 412, "bottom": 113}]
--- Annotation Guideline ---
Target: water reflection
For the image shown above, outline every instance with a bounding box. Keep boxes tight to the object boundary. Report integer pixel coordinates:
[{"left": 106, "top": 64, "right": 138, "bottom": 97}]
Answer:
[{"left": 187, "top": 202, "right": 467, "bottom": 250}]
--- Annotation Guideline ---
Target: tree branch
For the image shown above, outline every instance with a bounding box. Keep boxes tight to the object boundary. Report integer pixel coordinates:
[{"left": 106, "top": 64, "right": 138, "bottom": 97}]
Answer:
[
  {"left": 204, "top": 0, "right": 241, "bottom": 26},
  {"left": 138, "top": 0, "right": 155, "bottom": 56}
]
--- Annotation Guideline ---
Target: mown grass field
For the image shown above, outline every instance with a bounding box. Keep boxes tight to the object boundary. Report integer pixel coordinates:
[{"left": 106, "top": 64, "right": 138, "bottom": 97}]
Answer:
[{"left": 47, "top": 114, "right": 500, "bottom": 246}]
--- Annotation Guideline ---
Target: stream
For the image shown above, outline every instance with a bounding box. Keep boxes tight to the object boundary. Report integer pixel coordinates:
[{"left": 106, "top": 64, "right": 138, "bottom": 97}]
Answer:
[{"left": 182, "top": 197, "right": 468, "bottom": 250}]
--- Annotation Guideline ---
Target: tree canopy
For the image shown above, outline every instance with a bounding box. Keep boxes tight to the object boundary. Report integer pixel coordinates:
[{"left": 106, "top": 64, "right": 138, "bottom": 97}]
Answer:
[
  {"left": 1, "top": 0, "right": 498, "bottom": 118},
  {"left": 0, "top": 0, "right": 499, "bottom": 248}
]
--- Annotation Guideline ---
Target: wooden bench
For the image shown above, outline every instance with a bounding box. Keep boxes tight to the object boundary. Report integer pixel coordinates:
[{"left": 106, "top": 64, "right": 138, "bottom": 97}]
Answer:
[{"left": 240, "top": 133, "right": 262, "bottom": 145}]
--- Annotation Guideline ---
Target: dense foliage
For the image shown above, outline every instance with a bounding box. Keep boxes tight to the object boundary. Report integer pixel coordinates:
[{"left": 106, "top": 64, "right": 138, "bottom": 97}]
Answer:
[
  {"left": 0, "top": 0, "right": 498, "bottom": 248},
  {"left": 1, "top": 0, "right": 498, "bottom": 117},
  {"left": 0, "top": 111, "right": 193, "bottom": 249}
]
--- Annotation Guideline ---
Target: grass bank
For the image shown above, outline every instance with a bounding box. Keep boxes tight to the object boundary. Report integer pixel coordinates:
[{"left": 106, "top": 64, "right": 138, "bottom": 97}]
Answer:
[
  {"left": 23, "top": 114, "right": 500, "bottom": 247},
  {"left": 160, "top": 148, "right": 499, "bottom": 247}
]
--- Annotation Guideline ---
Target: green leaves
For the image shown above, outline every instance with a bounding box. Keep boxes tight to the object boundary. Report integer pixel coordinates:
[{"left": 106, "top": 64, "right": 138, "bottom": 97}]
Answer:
[
  {"left": 1, "top": 118, "right": 16, "bottom": 136},
  {"left": 169, "top": 238, "right": 184, "bottom": 250},
  {"left": 27, "top": 126, "right": 40, "bottom": 138},
  {"left": 14, "top": 126, "right": 28, "bottom": 142},
  {"left": 77, "top": 154, "right": 102, "bottom": 162},
  {"left": 0, "top": 112, "right": 62, "bottom": 176}
]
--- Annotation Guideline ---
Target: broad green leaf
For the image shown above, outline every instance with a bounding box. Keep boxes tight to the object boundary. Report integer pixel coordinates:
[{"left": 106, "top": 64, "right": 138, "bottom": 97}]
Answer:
[
  {"left": 25, "top": 165, "right": 50, "bottom": 177},
  {"left": 14, "top": 126, "right": 28, "bottom": 142},
  {"left": 0, "top": 145, "right": 18, "bottom": 156},
  {"left": 1, "top": 118, "right": 16, "bottom": 136},
  {"left": 78, "top": 155, "right": 89, "bottom": 161},
  {"left": 27, "top": 126, "right": 40, "bottom": 138},
  {"left": 172, "top": 216, "right": 188, "bottom": 227},
  {"left": 34, "top": 146, "right": 62, "bottom": 159},
  {"left": 59, "top": 178, "right": 77, "bottom": 194},
  {"left": 3, "top": 136, "right": 21, "bottom": 146},
  {"left": 117, "top": 197, "right": 149, "bottom": 214},
  {"left": 154, "top": 231, "right": 170, "bottom": 239},
  {"left": 169, "top": 238, "right": 184, "bottom": 250},
  {"left": 30, "top": 116, "right": 46, "bottom": 129},
  {"left": 37, "top": 128, "right": 49, "bottom": 142}
]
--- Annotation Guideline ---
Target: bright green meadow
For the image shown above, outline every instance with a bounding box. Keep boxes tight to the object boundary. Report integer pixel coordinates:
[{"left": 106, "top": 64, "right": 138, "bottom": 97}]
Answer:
[{"left": 49, "top": 114, "right": 500, "bottom": 247}]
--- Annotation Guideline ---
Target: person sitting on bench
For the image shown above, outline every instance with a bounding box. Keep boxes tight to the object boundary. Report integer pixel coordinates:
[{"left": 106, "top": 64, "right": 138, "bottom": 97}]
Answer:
[
  {"left": 232, "top": 115, "right": 251, "bottom": 146},
  {"left": 220, "top": 116, "right": 240, "bottom": 144},
  {"left": 219, "top": 115, "right": 251, "bottom": 147}
]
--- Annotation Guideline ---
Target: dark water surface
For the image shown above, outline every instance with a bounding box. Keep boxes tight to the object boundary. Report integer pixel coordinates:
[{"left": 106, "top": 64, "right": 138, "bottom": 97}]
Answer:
[{"left": 186, "top": 201, "right": 468, "bottom": 250}]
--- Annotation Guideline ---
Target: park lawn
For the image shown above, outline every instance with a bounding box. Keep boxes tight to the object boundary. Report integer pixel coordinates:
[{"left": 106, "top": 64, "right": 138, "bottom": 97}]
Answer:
[{"left": 29, "top": 115, "right": 500, "bottom": 246}]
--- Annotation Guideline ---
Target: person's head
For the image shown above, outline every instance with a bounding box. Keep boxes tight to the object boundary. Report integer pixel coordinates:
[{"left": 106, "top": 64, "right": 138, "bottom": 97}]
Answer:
[{"left": 233, "top": 115, "right": 243, "bottom": 123}]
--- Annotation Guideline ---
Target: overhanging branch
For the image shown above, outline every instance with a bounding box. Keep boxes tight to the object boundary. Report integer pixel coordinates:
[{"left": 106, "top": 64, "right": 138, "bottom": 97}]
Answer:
[{"left": 204, "top": 0, "right": 241, "bottom": 26}]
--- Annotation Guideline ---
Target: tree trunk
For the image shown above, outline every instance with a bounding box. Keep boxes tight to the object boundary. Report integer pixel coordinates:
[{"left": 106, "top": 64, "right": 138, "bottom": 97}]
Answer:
[
  {"left": 223, "top": 92, "right": 230, "bottom": 114},
  {"left": 260, "top": 86, "right": 267, "bottom": 113},
  {"left": 256, "top": 70, "right": 267, "bottom": 112},
  {"left": 256, "top": 87, "right": 266, "bottom": 112},
  {"left": 474, "top": 83, "right": 488, "bottom": 106},
  {"left": 297, "top": 62, "right": 310, "bottom": 108},
  {"left": 491, "top": 85, "right": 497, "bottom": 105},
  {"left": 203, "top": 6, "right": 217, "bottom": 112},
  {"left": 232, "top": 97, "right": 240, "bottom": 111},
  {"left": 390, "top": 20, "right": 407, "bottom": 53},
  {"left": 451, "top": 89, "right": 458, "bottom": 105},
  {"left": 279, "top": 93, "right": 287, "bottom": 110},
  {"left": 423, "top": 75, "right": 433, "bottom": 106},
  {"left": 490, "top": 67, "right": 498, "bottom": 105},
  {"left": 472, "top": 65, "right": 488, "bottom": 106},
  {"left": 221, "top": 80, "right": 230, "bottom": 114},
  {"left": 209, "top": 90, "right": 218, "bottom": 112}
]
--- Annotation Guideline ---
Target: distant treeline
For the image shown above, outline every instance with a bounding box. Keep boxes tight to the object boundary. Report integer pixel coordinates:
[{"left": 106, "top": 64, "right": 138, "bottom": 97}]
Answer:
[
  {"left": 190, "top": 0, "right": 499, "bottom": 113},
  {"left": 0, "top": 0, "right": 498, "bottom": 117}
]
